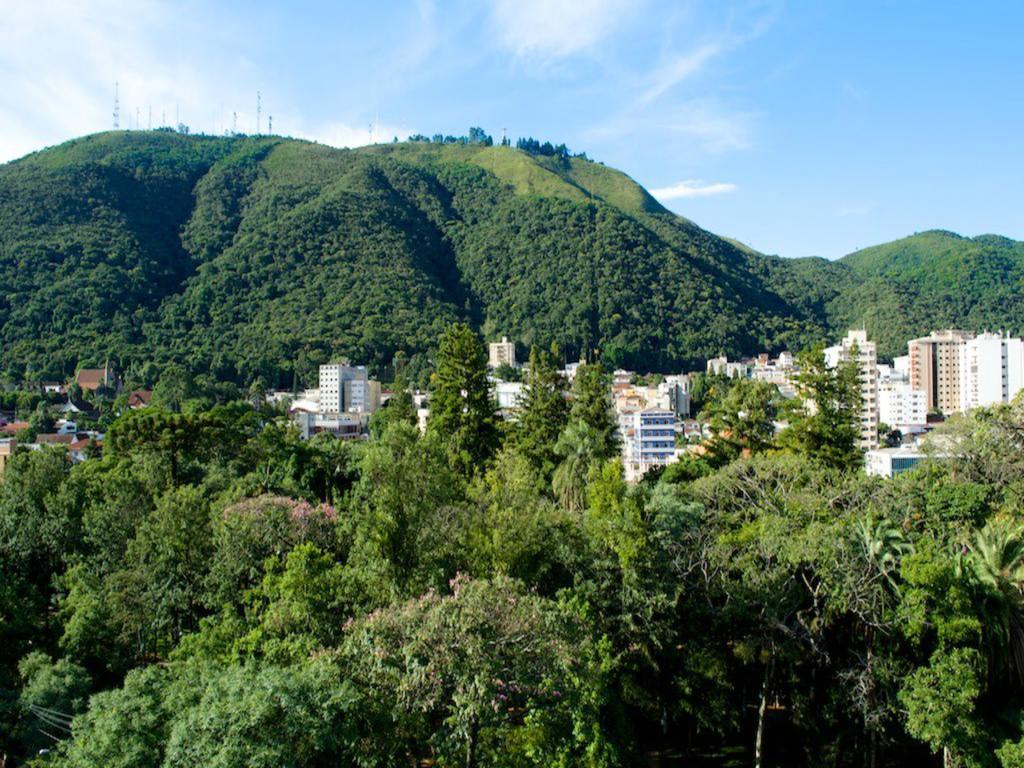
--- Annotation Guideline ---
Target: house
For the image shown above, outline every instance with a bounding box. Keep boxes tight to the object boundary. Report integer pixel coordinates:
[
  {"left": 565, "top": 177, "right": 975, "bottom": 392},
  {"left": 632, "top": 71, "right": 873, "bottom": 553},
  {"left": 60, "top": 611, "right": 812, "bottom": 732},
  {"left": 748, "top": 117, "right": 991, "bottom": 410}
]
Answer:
[
  {"left": 34, "top": 433, "right": 75, "bottom": 447},
  {"left": 58, "top": 397, "right": 98, "bottom": 417},
  {"left": 75, "top": 365, "right": 118, "bottom": 393},
  {"left": 41, "top": 381, "right": 65, "bottom": 394},
  {"left": 127, "top": 390, "right": 153, "bottom": 409},
  {"left": 1, "top": 421, "right": 30, "bottom": 437},
  {"left": 69, "top": 437, "right": 101, "bottom": 463}
]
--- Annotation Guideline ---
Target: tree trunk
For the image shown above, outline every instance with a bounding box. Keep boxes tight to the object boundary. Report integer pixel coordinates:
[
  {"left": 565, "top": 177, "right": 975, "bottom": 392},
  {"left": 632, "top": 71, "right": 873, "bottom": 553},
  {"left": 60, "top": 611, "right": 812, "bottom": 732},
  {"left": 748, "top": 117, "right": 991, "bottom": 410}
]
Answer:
[
  {"left": 465, "top": 716, "right": 479, "bottom": 768},
  {"left": 755, "top": 655, "right": 774, "bottom": 768}
]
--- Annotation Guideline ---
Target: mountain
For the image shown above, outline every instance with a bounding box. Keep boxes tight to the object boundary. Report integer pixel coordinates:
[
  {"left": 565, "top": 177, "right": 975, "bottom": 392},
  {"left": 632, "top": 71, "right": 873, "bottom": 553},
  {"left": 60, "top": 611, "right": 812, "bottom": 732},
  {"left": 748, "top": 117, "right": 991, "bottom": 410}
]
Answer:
[
  {"left": 0, "top": 131, "right": 1019, "bottom": 385},
  {"left": 0, "top": 131, "right": 830, "bottom": 385},
  {"left": 828, "top": 230, "right": 1024, "bottom": 357}
]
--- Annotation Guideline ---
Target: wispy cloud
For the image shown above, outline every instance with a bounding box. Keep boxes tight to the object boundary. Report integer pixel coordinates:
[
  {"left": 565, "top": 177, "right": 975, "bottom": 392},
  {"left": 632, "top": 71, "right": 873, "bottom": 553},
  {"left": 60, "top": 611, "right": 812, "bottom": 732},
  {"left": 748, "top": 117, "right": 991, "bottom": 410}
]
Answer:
[
  {"left": 490, "top": 0, "right": 640, "bottom": 60},
  {"left": 636, "top": 43, "right": 722, "bottom": 106},
  {"left": 651, "top": 179, "right": 737, "bottom": 199}
]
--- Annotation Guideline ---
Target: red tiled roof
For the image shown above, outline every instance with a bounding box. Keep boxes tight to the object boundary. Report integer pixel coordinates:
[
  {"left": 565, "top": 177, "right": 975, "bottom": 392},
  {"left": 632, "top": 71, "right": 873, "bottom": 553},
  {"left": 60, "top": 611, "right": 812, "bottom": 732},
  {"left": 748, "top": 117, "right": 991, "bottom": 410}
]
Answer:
[
  {"left": 76, "top": 368, "right": 108, "bottom": 390},
  {"left": 69, "top": 438, "right": 100, "bottom": 451},
  {"left": 128, "top": 390, "right": 153, "bottom": 407},
  {"left": 1, "top": 421, "right": 30, "bottom": 436},
  {"left": 35, "top": 433, "right": 75, "bottom": 445}
]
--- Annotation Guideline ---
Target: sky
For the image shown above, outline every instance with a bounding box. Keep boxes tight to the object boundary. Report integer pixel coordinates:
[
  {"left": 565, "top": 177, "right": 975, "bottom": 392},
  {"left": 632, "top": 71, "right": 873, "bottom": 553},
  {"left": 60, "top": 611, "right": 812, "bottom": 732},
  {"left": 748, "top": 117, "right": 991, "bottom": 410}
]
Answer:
[{"left": 1, "top": 0, "right": 1021, "bottom": 259}]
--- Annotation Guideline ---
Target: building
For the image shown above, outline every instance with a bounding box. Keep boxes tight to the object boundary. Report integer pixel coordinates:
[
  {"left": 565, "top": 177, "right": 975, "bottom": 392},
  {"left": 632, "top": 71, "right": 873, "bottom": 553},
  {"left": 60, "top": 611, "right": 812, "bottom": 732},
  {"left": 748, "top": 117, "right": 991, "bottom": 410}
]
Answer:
[
  {"left": 659, "top": 375, "right": 691, "bottom": 418},
  {"left": 958, "top": 332, "right": 1024, "bottom": 411},
  {"left": 488, "top": 337, "right": 516, "bottom": 368},
  {"left": 908, "top": 330, "right": 974, "bottom": 415},
  {"left": 294, "top": 412, "right": 365, "bottom": 440},
  {"left": 0, "top": 439, "right": 14, "bottom": 477},
  {"left": 865, "top": 445, "right": 933, "bottom": 478},
  {"left": 824, "top": 329, "right": 879, "bottom": 450},
  {"left": 75, "top": 364, "right": 117, "bottom": 393},
  {"left": 706, "top": 356, "right": 751, "bottom": 379},
  {"left": 127, "top": 390, "right": 153, "bottom": 409},
  {"left": 494, "top": 381, "right": 525, "bottom": 411},
  {"left": 877, "top": 383, "right": 928, "bottom": 434},
  {"left": 317, "top": 364, "right": 380, "bottom": 415},
  {"left": 623, "top": 408, "right": 678, "bottom": 481}
]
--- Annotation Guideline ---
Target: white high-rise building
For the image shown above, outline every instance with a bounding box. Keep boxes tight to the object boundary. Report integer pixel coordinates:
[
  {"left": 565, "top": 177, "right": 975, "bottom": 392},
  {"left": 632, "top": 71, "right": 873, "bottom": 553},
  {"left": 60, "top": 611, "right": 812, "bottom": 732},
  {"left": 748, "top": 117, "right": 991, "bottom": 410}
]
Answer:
[
  {"left": 824, "top": 329, "right": 879, "bottom": 450},
  {"left": 878, "top": 384, "right": 928, "bottom": 434},
  {"left": 318, "top": 364, "right": 380, "bottom": 414},
  {"left": 958, "top": 333, "right": 1024, "bottom": 411}
]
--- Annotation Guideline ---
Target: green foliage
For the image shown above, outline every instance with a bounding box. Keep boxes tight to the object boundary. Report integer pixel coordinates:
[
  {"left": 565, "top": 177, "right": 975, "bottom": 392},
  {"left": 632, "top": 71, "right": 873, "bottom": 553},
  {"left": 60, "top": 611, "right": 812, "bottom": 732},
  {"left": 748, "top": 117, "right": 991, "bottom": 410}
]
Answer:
[
  {"left": 509, "top": 344, "right": 570, "bottom": 478},
  {"left": 426, "top": 323, "right": 498, "bottom": 476},
  {"left": 779, "top": 346, "right": 863, "bottom": 470},
  {"left": 10, "top": 322, "right": 1024, "bottom": 765},
  {"left": 16, "top": 134, "right": 1018, "bottom": 386}
]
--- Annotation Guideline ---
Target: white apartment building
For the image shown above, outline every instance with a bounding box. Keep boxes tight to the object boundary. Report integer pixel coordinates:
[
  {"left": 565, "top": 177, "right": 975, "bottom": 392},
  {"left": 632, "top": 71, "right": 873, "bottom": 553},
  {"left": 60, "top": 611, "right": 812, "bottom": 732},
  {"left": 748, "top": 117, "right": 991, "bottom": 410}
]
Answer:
[
  {"left": 488, "top": 337, "right": 516, "bottom": 368},
  {"left": 318, "top": 364, "right": 380, "bottom": 415},
  {"left": 824, "top": 330, "right": 879, "bottom": 450},
  {"left": 623, "top": 408, "right": 678, "bottom": 482},
  {"left": 878, "top": 383, "right": 928, "bottom": 434},
  {"left": 494, "top": 381, "right": 525, "bottom": 411},
  {"left": 658, "top": 375, "right": 691, "bottom": 418},
  {"left": 958, "top": 332, "right": 1024, "bottom": 411}
]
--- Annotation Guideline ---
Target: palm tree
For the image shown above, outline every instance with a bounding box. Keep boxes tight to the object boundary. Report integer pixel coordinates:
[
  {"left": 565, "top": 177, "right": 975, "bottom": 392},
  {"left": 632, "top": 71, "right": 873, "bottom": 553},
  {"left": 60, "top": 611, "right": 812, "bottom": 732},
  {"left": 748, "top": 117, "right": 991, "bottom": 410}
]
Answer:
[
  {"left": 968, "top": 517, "right": 1024, "bottom": 685},
  {"left": 552, "top": 422, "right": 603, "bottom": 513},
  {"left": 856, "top": 512, "right": 913, "bottom": 589}
]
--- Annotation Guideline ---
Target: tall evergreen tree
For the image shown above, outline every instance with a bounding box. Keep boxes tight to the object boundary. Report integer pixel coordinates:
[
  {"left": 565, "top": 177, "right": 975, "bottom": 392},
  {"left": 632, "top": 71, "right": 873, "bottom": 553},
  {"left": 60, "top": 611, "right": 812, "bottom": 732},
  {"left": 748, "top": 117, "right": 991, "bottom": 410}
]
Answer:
[
  {"left": 780, "top": 345, "right": 862, "bottom": 470},
  {"left": 426, "top": 323, "right": 497, "bottom": 476},
  {"left": 569, "top": 361, "right": 618, "bottom": 457},
  {"left": 510, "top": 345, "right": 570, "bottom": 478}
]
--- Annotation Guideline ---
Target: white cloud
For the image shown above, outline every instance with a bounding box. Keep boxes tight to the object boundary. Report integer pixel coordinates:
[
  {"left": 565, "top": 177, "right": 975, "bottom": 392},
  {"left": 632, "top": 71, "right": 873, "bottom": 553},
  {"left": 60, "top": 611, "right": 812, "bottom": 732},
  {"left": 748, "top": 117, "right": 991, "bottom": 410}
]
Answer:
[
  {"left": 297, "top": 120, "right": 414, "bottom": 149},
  {"left": 650, "top": 179, "right": 737, "bottom": 200},
  {"left": 636, "top": 43, "right": 722, "bottom": 106},
  {"left": 664, "top": 100, "right": 753, "bottom": 152},
  {"left": 0, "top": 0, "right": 252, "bottom": 162},
  {"left": 490, "top": 0, "right": 639, "bottom": 59}
]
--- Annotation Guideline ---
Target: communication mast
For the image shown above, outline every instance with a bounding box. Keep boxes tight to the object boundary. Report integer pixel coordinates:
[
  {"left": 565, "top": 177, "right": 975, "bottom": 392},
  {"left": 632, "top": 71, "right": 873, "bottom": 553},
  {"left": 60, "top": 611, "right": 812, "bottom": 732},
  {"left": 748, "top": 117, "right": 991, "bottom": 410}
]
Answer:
[
  {"left": 148, "top": 104, "right": 152, "bottom": 130},
  {"left": 256, "top": 91, "right": 262, "bottom": 134},
  {"left": 233, "top": 111, "right": 238, "bottom": 135},
  {"left": 268, "top": 115, "right": 273, "bottom": 134},
  {"left": 113, "top": 81, "right": 120, "bottom": 129}
]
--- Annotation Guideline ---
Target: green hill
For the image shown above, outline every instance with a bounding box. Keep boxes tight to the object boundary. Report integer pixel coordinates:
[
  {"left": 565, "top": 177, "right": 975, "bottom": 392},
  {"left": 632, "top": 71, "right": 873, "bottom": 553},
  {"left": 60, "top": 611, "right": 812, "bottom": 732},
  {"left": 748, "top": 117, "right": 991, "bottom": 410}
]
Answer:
[
  {"left": 0, "top": 131, "right": 1019, "bottom": 384},
  {"left": 828, "top": 230, "right": 1024, "bottom": 357},
  {"left": 0, "top": 131, "right": 831, "bottom": 385}
]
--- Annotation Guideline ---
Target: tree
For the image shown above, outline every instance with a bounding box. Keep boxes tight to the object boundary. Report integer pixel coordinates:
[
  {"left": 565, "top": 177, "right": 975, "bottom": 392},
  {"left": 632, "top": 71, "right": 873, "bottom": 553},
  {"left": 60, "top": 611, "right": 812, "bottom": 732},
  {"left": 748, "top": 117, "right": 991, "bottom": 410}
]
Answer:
[
  {"left": 780, "top": 345, "right": 862, "bottom": 470},
  {"left": 700, "top": 377, "right": 779, "bottom": 461},
  {"left": 552, "top": 422, "right": 604, "bottom": 513},
  {"left": 427, "top": 324, "right": 498, "bottom": 476},
  {"left": 570, "top": 361, "right": 618, "bottom": 457},
  {"left": 509, "top": 344, "right": 569, "bottom": 478},
  {"left": 341, "top": 575, "right": 611, "bottom": 768},
  {"left": 61, "top": 666, "right": 171, "bottom": 768}
]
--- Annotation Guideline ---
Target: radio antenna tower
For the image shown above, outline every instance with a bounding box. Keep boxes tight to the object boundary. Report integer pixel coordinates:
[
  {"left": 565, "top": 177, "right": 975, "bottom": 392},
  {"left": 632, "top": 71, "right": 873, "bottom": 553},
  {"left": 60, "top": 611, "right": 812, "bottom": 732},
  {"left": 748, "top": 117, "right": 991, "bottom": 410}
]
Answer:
[
  {"left": 113, "top": 82, "right": 120, "bottom": 129},
  {"left": 256, "top": 91, "right": 262, "bottom": 134},
  {"left": 232, "top": 111, "right": 237, "bottom": 135},
  {"left": 148, "top": 104, "right": 152, "bottom": 130},
  {"left": 268, "top": 115, "right": 273, "bottom": 134}
]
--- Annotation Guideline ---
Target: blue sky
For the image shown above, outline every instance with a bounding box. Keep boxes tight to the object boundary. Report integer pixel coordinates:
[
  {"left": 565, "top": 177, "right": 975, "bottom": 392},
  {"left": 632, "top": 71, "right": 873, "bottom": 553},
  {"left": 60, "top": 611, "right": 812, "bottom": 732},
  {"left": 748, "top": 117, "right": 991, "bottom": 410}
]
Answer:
[{"left": 2, "top": 0, "right": 1021, "bottom": 258}]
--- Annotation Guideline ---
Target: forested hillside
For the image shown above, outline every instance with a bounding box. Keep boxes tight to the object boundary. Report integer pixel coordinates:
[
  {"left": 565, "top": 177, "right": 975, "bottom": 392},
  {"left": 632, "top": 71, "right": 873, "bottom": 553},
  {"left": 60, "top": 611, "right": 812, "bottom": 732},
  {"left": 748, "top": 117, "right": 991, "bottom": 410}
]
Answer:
[
  {"left": 0, "top": 130, "right": 824, "bottom": 384},
  {"left": 1, "top": 131, "right": 1021, "bottom": 383}
]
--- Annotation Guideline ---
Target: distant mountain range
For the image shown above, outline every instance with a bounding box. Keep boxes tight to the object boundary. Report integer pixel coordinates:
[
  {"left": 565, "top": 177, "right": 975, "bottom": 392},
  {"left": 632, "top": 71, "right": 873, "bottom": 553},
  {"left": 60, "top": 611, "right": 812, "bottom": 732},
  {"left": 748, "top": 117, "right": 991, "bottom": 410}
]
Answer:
[{"left": 0, "top": 131, "right": 1020, "bottom": 385}]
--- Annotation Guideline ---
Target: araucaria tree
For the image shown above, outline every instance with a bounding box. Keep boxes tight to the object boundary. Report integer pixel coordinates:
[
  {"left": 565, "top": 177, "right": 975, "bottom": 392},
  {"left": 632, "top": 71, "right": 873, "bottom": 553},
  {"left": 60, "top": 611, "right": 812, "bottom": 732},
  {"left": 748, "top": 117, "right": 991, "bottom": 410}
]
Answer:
[{"left": 426, "top": 323, "right": 498, "bottom": 476}]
